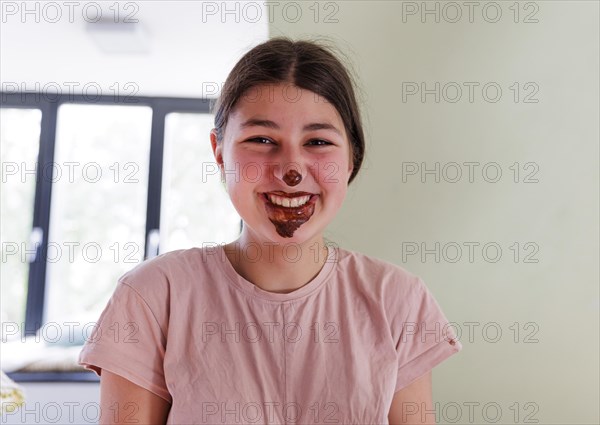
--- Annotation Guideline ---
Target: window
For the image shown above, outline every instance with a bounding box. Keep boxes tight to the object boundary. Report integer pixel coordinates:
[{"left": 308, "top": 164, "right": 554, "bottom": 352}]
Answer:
[
  {"left": 0, "top": 94, "right": 241, "bottom": 381},
  {"left": 160, "top": 112, "right": 240, "bottom": 252},
  {"left": 45, "top": 104, "right": 152, "bottom": 325},
  {"left": 1, "top": 108, "right": 42, "bottom": 326}
]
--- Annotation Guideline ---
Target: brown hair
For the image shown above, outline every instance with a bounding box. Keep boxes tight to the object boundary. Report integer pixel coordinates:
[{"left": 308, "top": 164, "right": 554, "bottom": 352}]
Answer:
[{"left": 212, "top": 37, "right": 365, "bottom": 184}]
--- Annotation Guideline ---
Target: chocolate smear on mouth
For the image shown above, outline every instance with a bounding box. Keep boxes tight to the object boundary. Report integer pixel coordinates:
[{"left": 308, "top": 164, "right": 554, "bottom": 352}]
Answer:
[{"left": 264, "top": 196, "right": 315, "bottom": 238}]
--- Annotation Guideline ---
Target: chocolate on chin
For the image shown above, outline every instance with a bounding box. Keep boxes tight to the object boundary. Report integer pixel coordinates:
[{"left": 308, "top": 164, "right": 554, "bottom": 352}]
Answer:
[
  {"left": 264, "top": 198, "right": 316, "bottom": 238},
  {"left": 269, "top": 218, "right": 309, "bottom": 238}
]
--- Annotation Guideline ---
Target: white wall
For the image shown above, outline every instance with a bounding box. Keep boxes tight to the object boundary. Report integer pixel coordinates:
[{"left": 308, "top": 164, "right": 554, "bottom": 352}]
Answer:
[{"left": 270, "top": 2, "right": 599, "bottom": 424}]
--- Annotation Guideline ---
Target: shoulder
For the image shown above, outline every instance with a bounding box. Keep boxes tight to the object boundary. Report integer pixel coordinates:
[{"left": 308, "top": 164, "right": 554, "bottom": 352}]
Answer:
[
  {"left": 336, "top": 246, "right": 422, "bottom": 287},
  {"left": 117, "top": 247, "right": 208, "bottom": 298},
  {"left": 335, "top": 246, "right": 425, "bottom": 298},
  {"left": 333, "top": 246, "right": 432, "bottom": 334},
  {"left": 108, "top": 247, "right": 219, "bottom": 328}
]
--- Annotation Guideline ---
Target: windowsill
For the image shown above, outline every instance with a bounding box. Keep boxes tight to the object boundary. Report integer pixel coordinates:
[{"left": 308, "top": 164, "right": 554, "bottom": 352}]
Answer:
[
  {"left": 1, "top": 338, "right": 99, "bottom": 382},
  {"left": 6, "top": 370, "right": 99, "bottom": 383}
]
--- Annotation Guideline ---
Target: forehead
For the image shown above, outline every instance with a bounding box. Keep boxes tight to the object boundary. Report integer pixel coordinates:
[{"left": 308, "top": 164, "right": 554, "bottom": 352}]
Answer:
[{"left": 229, "top": 83, "right": 344, "bottom": 128}]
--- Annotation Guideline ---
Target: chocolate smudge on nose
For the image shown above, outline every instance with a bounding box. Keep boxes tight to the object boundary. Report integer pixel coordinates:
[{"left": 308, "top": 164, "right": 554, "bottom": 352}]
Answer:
[{"left": 283, "top": 169, "right": 302, "bottom": 186}]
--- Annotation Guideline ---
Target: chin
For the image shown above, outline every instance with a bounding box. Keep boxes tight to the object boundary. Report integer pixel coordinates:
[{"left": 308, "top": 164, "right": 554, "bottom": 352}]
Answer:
[{"left": 246, "top": 222, "right": 316, "bottom": 246}]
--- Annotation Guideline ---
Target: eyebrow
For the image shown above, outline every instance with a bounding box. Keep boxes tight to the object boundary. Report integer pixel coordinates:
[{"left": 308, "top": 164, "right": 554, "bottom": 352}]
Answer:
[{"left": 240, "top": 118, "right": 342, "bottom": 136}]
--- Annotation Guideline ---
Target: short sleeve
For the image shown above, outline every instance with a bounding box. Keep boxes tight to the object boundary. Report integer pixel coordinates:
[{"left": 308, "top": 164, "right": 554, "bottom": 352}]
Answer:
[
  {"left": 78, "top": 281, "right": 172, "bottom": 404},
  {"left": 394, "top": 278, "right": 462, "bottom": 392}
]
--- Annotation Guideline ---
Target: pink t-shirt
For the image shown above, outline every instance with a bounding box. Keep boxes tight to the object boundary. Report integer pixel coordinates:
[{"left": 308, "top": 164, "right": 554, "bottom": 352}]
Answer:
[{"left": 78, "top": 244, "right": 461, "bottom": 424}]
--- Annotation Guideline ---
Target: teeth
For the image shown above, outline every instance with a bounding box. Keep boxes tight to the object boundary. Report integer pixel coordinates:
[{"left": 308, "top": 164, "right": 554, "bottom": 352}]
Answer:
[{"left": 267, "top": 194, "right": 311, "bottom": 208}]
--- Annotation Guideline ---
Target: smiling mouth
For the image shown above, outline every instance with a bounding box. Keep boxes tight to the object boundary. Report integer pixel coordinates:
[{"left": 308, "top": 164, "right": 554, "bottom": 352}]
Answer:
[
  {"left": 264, "top": 192, "right": 315, "bottom": 208},
  {"left": 261, "top": 192, "right": 318, "bottom": 237}
]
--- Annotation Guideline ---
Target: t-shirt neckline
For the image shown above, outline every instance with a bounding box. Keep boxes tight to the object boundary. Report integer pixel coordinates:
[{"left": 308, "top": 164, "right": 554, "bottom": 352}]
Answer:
[{"left": 216, "top": 243, "right": 338, "bottom": 303}]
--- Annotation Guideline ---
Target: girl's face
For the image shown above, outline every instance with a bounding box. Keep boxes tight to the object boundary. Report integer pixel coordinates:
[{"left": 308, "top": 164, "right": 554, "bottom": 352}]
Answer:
[{"left": 210, "top": 83, "right": 354, "bottom": 246}]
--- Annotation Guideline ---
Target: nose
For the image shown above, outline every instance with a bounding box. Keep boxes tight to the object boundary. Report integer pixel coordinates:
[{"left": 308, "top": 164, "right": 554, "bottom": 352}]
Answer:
[
  {"left": 283, "top": 169, "right": 302, "bottom": 186},
  {"left": 270, "top": 145, "right": 306, "bottom": 187}
]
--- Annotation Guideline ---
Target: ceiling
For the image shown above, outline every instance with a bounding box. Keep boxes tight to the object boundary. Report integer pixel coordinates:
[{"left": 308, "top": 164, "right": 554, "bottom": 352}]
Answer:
[{"left": 0, "top": 1, "right": 269, "bottom": 98}]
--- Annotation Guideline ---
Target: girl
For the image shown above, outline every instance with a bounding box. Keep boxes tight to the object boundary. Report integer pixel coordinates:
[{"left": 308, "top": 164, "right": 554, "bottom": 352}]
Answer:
[{"left": 79, "top": 37, "right": 461, "bottom": 425}]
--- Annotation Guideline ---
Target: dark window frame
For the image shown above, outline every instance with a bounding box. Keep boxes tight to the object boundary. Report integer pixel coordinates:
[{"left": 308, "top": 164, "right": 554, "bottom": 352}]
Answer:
[{"left": 1, "top": 92, "right": 240, "bottom": 382}]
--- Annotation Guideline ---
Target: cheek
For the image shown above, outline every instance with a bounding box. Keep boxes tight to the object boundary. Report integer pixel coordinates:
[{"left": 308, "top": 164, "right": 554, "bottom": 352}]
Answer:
[
  {"left": 224, "top": 150, "right": 264, "bottom": 186},
  {"left": 316, "top": 163, "right": 342, "bottom": 186},
  {"left": 313, "top": 153, "right": 352, "bottom": 187}
]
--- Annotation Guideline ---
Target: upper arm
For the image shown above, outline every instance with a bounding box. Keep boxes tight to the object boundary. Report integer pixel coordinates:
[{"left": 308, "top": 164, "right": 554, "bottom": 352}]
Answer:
[
  {"left": 100, "top": 369, "right": 171, "bottom": 425},
  {"left": 388, "top": 371, "right": 434, "bottom": 425}
]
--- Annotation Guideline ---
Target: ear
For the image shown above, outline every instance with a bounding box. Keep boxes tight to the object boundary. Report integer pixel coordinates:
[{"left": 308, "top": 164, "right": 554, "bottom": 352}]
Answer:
[
  {"left": 347, "top": 150, "right": 354, "bottom": 179},
  {"left": 210, "top": 129, "right": 224, "bottom": 168},
  {"left": 347, "top": 166, "right": 354, "bottom": 185}
]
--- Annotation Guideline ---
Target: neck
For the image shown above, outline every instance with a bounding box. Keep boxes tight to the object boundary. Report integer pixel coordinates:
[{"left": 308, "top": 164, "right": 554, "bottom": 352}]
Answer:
[{"left": 223, "top": 231, "right": 330, "bottom": 294}]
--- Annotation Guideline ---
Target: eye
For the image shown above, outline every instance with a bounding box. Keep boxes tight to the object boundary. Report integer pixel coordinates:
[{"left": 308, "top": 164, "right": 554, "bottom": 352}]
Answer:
[
  {"left": 307, "top": 139, "right": 333, "bottom": 146},
  {"left": 247, "top": 137, "right": 274, "bottom": 145}
]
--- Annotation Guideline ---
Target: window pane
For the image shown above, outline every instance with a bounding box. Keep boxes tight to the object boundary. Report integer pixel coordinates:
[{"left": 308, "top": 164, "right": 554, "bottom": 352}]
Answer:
[
  {"left": 0, "top": 108, "right": 41, "bottom": 326},
  {"left": 44, "top": 104, "right": 152, "bottom": 326},
  {"left": 160, "top": 113, "right": 240, "bottom": 252}
]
